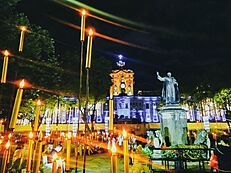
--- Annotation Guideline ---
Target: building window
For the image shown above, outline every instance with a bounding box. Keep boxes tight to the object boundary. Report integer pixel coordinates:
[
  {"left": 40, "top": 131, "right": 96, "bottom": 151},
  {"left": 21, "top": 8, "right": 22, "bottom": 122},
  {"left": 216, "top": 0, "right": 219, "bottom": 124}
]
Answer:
[{"left": 146, "top": 103, "right": 149, "bottom": 109}]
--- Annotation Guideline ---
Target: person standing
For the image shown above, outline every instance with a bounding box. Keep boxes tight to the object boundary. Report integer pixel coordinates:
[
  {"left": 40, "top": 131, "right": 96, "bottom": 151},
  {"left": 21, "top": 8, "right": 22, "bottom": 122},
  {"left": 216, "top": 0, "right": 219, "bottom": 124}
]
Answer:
[{"left": 213, "top": 135, "right": 231, "bottom": 172}]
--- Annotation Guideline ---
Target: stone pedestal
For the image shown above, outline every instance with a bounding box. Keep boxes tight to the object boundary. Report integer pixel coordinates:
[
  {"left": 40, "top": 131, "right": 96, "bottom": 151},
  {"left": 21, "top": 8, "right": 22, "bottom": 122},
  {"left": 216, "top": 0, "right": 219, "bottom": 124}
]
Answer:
[{"left": 159, "top": 104, "right": 187, "bottom": 146}]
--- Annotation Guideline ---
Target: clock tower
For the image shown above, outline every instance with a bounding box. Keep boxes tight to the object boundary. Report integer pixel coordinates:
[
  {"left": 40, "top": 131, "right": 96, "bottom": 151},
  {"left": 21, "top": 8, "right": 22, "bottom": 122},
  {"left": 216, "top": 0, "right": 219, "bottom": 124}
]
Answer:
[{"left": 110, "top": 56, "right": 134, "bottom": 96}]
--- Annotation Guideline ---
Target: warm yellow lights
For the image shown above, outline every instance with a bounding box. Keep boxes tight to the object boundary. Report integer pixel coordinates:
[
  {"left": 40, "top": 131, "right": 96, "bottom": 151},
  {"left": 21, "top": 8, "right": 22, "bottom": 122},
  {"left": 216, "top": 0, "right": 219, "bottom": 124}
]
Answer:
[
  {"left": 20, "top": 26, "right": 27, "bottom": 32},
  {"left": 1, "top": 50, "right": 10, "bottom": 83},
  {"left": 123, "top": 129, "right": 129, "bottom": 173},
  {"left": 80, "top": 9, "right": 86, "bottom": 41},
  {"left": 9, "top": 79, "right": 25, "bottom": 129},
  {"left": 19, "top": 79, "right": 25, "bottom": 88},
  {"left": 85, "top": 28, "right": 94, "bottom": 69},
  {"left": 111, "top": 142, "right": 116, "bottom": 153},
  {"left": 29, "top": 132, "right": 33, "bottom": 139},
  {"left": 8, "top": 133, "right": 12, "bottom": 139},
  {"left": 37, "top": 99, "right": 41, "bottom": 106},
  {"left": 52, "top": 152, "right": 58, "bottom": 161},
  {"left": 3, "top": 50, "right": 9, "bottom": 56},
  {"left": 81, "top": 9, "right": 86, "bottom": 16},
  {"left": 109, "top": 89, "right": 114, "bottom": 131},
  {"left": 66, "top": 132, "right": 71, "bottom": 171},
  {"left": 5, "top": 140, "right": 10, "bottom": 149},
  {"left": 88, "top": 28, "right": 94, "bottom": 36},
  {"left": 67, "top": 132, "right": 72, "bottom": 139},
  {"left": 122, "top": 129, "right": 127, "bottom": 138},
  {"left": 34, "top": 100, "right": 42, "bottom": 132},
  {"left": 111, "top": 141, "right": 118, "bottom": 173},
  {"left": 27, "top": 132, "right": 33, "bottom": 172},
  {"left": 19, "top": 26, "right": 27, "bottom": 52},
  {"left": 0, "top": 139, "right": 2, "bottom": 144},
  {"left": 110, "top": 86, "right": 114, "bottom": 99},
  {"left": 38, "top": 130, "right": 43, "bottom": 140}
]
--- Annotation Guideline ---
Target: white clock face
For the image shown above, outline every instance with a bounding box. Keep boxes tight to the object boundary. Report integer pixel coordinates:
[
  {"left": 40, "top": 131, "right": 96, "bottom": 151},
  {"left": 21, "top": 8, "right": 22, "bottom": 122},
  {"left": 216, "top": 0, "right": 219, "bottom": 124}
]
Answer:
[{"left": 121, "top": 83, "right": 126, "bottom": 88}]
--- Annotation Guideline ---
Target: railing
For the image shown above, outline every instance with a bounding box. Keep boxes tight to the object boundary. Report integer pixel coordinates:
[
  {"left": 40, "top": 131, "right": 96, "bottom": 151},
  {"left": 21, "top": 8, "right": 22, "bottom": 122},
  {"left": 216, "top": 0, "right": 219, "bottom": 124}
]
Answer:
[{"left": 149, "top": 147, "right": 214, "bottom": 171}]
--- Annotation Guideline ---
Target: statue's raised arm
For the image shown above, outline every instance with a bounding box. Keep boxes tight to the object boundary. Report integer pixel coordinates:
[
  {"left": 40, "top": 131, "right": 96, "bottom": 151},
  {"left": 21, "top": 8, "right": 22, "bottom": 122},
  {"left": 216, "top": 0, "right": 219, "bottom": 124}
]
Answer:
[{"left": 156, "top": 71, "right": 165, "bottom": 81}]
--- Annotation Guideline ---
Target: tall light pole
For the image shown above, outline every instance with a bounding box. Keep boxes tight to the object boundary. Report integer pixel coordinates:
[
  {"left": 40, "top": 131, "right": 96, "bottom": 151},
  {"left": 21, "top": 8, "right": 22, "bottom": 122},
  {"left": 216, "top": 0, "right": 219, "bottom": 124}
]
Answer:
[
  {"left": 52, "top": 152, "right": 58, "bottom": 173},
  {"left": 18, "top": 26, "right": 27, "bottom": 52},
  {"left": 123, "top": 129, "right": 129, "bottom": 173},
  {"left": 34, "top": 99, "right": 41, "bottom": 132},
  {"left": 66, "top": 132, "right": 71, "bottom": 172},
  {"left": 1, "top": 50, "right": 10, "bottom": 84},
  {"left": 83, "top": 28, "right": 94, "bottom": 173},
  {"left": 111, "top": 141, "right": 118, "bottom": 173},
  {"left": 109, "top": 86, "right": 114, "bottom": 131},
  {"left": 26, "top": 132, "right": 33, "bottom": 172},
  {"left": 9, "top": 79, "right": 25, "bottom": 129},
  {"left": 32, "top": 131, "right": 43, "bottom": 173},
  {"left": 78, "top": 9, "right": 86, "bottom": 115},
  {"left": 76, "top": 9, "right": 87, "bottom": 173},
  {"left": 1, "top": 140, "right": 10, "bottom": 173}
]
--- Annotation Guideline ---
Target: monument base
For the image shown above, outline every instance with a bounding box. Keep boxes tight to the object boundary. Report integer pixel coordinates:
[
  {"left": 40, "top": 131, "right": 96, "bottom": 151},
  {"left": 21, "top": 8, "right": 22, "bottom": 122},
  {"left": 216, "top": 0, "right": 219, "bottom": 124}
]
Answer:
[{"left": 159, "top": 104, "right": 187, "bottom": 146}]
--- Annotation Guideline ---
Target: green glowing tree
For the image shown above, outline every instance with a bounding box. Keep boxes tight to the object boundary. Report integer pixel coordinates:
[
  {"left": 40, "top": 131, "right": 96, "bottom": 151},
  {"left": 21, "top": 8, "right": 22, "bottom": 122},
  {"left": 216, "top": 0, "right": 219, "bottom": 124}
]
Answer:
[{"left": 214, "top": 88, "right": 231, "bottom": 129}]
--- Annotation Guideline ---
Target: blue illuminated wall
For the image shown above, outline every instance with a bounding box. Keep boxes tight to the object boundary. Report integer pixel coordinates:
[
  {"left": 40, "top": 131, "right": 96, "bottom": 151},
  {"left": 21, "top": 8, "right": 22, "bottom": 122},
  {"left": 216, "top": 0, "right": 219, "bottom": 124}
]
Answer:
[{"left": 102, "top": 95, "right": 161, "bottom": 123}]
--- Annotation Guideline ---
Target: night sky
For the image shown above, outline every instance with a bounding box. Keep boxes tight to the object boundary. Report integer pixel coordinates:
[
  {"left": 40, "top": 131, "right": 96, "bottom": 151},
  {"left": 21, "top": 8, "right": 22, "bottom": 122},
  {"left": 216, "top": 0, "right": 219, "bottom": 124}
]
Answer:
[{"left": 18, "top": 0, "right": 231, "bottom": 94}]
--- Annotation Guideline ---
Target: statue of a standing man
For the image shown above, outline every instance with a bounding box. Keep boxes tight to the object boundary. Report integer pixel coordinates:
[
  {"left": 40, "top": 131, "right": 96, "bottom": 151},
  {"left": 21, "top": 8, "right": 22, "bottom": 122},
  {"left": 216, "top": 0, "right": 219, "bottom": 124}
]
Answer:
[{"left": 156, "top": 72, "right": 180, "bottom": 104}]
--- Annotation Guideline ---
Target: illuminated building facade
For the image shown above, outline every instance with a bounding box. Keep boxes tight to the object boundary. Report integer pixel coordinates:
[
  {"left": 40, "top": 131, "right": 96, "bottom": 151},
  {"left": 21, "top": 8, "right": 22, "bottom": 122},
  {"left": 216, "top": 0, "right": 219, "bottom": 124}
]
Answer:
[
  {"left": 15, "top": 57, "right": 227, "bottom": 126},
  {"left": 100, "top": 95, "right": 160, "bottom": 123},
  {"left": 98, "top": 57, "right": 161, "bottom": 123}
]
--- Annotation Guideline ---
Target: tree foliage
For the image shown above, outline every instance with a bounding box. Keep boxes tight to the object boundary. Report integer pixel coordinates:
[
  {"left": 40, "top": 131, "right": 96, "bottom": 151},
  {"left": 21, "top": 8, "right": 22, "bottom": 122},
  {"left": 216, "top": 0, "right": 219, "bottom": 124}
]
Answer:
[
  {"left": 0, "top": 0, "right": 113, "bottom": 122},
  {"left": 0, "top": 0, "right": 62, "bottom": 119},
  {"left": 214, "top": 88, "right": 231, "bottom": 111},
  {"left": 90, "top": 55, "right": 112, "bottom": 102}
]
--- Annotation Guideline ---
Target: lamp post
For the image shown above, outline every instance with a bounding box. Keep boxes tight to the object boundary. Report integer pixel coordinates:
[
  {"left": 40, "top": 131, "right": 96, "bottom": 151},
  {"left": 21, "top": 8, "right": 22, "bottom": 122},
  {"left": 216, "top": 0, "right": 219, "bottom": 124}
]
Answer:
[
  {"left": 111, "top": 141, "right": 118, "bottom": 173},
  {"left": 109, "top": 86, "right": 114, "bottom": 131},
  {"left": 66, "top": 132, "right": 71, "bottom": 172},
  {"left": 80, "top": 9, "right": 86, "bottom": 42},
  {"left": 34, "top": 99, "right": 41, "bottom": 132},
  {"left": 78, "top": 9, "right": 87, "bottom": 125},
  {"left": 1, "top": 140, "right": 10, "bottom": 173},
  {"left": 123, "top": 129, "right": 129, "bottom": 173},
  {"left": 1, "top": 50, "right": 10, "bottom": 83},
  {"left": 9, "top": 79, "right": 25, "bottom": 129},
  {"left": 76, "top": 9, "right": 87, "bottom": 173},
  {"left": 0, "top": 119, "right": 3, "bottom": 132},
  {"left": 26, "top": 132, "right": 33, "bottom": 172},
  {"left": 18, "top": 26, "right": 27, "bottom": 52},
  {"left": 32, "top": 131, "right": 43, "bottom": 173},
  {"left": 52, "top": 152, "right": 58, "bottom": 173},
  {"left": 32, "top": 99, "right": 42, "bottom": 166},
  {"left": 57, "top": 158, "right": 63, "bottom": 173},
  {"left": 83, "top": 28, "right": 94, "bottom": 173}
]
